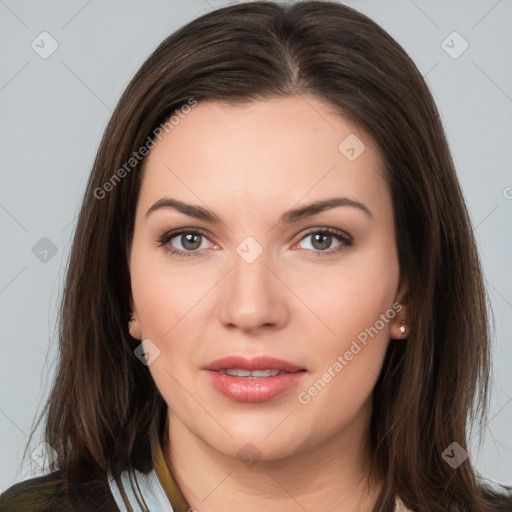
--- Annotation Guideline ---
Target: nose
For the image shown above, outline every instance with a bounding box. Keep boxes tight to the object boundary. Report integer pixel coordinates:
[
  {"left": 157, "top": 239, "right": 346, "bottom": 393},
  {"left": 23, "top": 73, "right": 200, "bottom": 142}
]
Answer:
[{"left": 219, "top": 251, "right": 289, "bottom": 333}]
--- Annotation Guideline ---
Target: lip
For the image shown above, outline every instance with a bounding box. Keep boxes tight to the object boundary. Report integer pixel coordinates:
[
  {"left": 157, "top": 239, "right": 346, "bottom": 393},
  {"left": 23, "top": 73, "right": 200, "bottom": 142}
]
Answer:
[
  {"left": 203, "top": 356, "right": 307, "bottom": 403},
  {"left": 204, "top": 355, "right": 304, "bottom": 373}
]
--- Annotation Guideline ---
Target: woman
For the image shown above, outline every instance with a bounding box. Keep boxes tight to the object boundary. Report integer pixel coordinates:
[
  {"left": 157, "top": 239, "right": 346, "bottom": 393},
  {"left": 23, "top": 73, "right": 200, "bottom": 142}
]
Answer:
[{"left": 1, "top": 1, "right": 510, "bottom": 511}]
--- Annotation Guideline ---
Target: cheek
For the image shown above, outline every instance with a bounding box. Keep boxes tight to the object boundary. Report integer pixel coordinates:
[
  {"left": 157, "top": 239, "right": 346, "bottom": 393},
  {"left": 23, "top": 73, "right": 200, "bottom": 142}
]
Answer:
[
  {"left": 293, "top": 300, "right": 394, "bottom": 438},
  {"left": 129, "top": 251, "right": 208, "bottom": 415},
  {"left": 129, "top": 244, "right": 226, "bottom": 407},
  {"left": 290, "top": 251, "right": 399, "bottom": 418},
  {"left": 130, "top": 239, "right": 212, "bottom": 340},
  {"left": 291, "top": 250, "right": 399, "bottom": 352}
]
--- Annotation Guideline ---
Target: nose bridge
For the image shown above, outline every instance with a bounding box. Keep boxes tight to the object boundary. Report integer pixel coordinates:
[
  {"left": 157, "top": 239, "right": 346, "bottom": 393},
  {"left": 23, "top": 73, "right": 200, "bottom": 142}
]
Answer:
[{"left": 219, "top": 246, "right": 287, "bottom": 331}]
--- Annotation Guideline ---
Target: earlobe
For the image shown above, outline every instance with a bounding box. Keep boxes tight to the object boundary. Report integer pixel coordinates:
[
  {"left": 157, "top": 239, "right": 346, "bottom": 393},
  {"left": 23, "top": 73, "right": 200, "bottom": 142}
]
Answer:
[
  {"left": 391, "top": 277, "right": 410, "bottom": 340},
  {"left": 390, "top": 304, "right": 409, "bottom": 340}
]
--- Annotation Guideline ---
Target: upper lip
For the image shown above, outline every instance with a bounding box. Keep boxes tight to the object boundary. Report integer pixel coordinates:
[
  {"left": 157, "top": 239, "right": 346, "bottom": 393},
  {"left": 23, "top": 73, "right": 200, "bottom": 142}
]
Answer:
[{"left": 204, "top": 356, "right": 305, "bottom": 373}]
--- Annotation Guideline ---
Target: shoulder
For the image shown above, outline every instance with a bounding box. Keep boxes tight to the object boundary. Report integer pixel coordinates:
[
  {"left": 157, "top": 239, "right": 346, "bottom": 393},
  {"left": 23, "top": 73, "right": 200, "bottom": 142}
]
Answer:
[
  {"left": 0, "top": 472, "right": 66, "bottom": 512},
  {"left": 0, "top": 471, "right": 120, "bottom": 512}
]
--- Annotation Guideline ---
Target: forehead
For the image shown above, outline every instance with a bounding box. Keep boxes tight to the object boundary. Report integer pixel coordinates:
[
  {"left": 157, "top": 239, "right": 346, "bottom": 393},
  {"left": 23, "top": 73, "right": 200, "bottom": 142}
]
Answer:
[{"left": 138, "top": 95, "right": 389, "bottom": 222}]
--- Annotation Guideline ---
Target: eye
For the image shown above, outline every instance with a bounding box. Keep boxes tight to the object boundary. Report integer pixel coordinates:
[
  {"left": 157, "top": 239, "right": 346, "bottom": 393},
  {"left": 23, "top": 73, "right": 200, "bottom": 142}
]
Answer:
[
  {"left": 157, "top": 227, "right": 352, "bottom": 258},
  {"left": 158, "top": 229, "right": 214, "bottom": 258},
  {"left": 296, "top": 228, "right": 352, "bottom": 256}
]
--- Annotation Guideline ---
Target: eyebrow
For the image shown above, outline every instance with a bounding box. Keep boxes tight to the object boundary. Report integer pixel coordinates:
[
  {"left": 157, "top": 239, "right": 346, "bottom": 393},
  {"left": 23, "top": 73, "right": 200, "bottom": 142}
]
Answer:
[{"left": 145, "top": 196, "right": 373, "bottom": 223}]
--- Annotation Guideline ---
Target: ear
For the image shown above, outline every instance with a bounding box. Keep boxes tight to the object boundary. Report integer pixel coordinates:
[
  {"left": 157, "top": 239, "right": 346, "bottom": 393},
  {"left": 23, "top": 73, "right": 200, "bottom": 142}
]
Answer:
[
  {"left": 390, "top": 278, "right": 410, "bottom": 340},
  {"left": 128, "top": 293, "right": 142, "bottom": 340}
]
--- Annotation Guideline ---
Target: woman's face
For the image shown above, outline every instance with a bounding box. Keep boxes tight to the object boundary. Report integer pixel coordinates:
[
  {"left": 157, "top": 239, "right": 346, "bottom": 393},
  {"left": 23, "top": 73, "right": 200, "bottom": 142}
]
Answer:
[{"left": 129, "top": 95, "right": 406, "bottom": 462}]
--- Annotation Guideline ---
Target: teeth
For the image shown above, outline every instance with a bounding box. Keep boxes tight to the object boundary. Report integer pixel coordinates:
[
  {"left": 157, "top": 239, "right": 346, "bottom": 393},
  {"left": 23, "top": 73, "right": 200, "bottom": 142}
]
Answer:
[
  {"left": 219, "top": 368, "right": 282, "bottom": 378},
  {"left": 226, "top": 368, "right": 251, "bottom": 377}
]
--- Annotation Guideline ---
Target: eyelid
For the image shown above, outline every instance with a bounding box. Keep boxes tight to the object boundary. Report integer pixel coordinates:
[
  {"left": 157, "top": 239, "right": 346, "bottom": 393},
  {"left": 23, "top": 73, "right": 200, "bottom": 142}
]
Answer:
[
  {"left": 297, "top": 226, "right": 353, "bottom": 243},
  {"left": 159, "top": 226, "right": 213, "bottom": 243}
]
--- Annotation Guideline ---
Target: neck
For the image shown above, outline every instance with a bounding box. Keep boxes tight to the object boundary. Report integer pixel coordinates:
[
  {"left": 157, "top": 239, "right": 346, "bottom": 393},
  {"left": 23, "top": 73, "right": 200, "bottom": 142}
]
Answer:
[{"left": 164, "top": 407, "right": 382, "bottom": 512}]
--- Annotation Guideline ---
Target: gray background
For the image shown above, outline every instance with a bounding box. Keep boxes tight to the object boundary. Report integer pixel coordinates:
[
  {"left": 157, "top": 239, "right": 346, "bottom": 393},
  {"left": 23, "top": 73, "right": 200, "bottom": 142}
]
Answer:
[{"left": 1, "top": 0, "right": 511, "bottom": 491}]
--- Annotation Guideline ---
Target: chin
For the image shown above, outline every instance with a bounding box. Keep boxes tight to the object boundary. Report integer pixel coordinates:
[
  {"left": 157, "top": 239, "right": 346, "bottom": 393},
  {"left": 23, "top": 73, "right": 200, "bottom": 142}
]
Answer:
[{"left": 198, "top": 423, "right": 309, "bottom": 464}]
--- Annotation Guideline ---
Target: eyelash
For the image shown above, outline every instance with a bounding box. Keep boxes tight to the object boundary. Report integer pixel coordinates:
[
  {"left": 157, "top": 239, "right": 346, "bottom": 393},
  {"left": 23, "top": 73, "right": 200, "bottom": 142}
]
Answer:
[{"left": 157, "top": 227, "right": 353, "bottom": 259}]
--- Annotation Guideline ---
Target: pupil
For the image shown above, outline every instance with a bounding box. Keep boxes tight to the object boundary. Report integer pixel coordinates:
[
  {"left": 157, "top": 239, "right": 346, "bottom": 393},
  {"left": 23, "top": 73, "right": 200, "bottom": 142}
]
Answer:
[{"left": 313, "top": 233, "right": 331, "bottom": 251}]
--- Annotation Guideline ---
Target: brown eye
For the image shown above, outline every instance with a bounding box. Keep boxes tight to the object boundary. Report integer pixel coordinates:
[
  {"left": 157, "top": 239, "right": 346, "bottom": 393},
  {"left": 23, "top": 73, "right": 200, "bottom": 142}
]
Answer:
[
  {"left": 297, "top": 229, "right": 352, "bottom": 256},
  {"left": 158, "top": 229, "right": 212, "bottom": 257}
]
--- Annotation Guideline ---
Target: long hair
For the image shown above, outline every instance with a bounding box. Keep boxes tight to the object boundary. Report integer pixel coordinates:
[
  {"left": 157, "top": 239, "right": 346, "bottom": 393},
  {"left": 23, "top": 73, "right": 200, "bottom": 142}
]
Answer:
[{"left": 35, "top": 1, "right": 500, "bottom": 510}]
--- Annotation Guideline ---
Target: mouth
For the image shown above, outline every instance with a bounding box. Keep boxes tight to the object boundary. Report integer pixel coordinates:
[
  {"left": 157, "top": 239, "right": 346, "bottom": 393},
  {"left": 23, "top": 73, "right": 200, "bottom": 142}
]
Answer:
[
  {"left": 204, "top": 355, "right": 305, "bottom": 373},
  {"left": 203, "top": 356, "right": 307, "bottom": 403},
  {"left": 217, "top": 368, "right": 285, "bottom": 378}
]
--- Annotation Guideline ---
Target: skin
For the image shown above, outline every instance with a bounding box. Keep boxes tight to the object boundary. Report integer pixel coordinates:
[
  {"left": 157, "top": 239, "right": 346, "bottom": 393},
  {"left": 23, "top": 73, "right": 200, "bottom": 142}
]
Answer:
[{"left": 128, "top": 95, "right": 408, "bottom": 511}]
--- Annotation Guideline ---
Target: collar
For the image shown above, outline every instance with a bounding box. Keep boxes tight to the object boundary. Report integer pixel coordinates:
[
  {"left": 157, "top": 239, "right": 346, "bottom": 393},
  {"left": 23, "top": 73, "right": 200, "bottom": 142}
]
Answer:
[{"left": 151, "top": 417, "right": 191, "bottom": 511}]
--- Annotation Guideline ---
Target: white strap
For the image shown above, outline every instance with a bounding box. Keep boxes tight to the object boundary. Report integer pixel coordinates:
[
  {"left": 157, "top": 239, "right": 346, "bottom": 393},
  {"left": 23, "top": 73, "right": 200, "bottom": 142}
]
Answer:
[{"left": 108, "top": 468, "right": 174, "bottom": 512}]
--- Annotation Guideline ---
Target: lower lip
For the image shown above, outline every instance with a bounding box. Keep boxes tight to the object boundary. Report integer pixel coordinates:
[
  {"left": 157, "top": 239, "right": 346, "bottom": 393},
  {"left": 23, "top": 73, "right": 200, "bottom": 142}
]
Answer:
[{"left": 205, "top": 370, "right": 307, "bottom": 402}]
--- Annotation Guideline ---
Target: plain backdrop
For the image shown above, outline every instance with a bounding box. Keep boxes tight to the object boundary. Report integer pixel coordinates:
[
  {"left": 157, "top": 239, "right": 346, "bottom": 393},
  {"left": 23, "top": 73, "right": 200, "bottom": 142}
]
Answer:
[{"left": 1, "top": 0, "right": 511, "bottom": 491}]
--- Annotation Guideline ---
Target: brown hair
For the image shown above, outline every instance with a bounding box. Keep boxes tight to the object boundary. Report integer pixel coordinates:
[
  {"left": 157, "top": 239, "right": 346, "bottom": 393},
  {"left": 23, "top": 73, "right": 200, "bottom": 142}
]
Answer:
[{"left": 25, "top": 1, "right": 504, "bottom": 510}]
